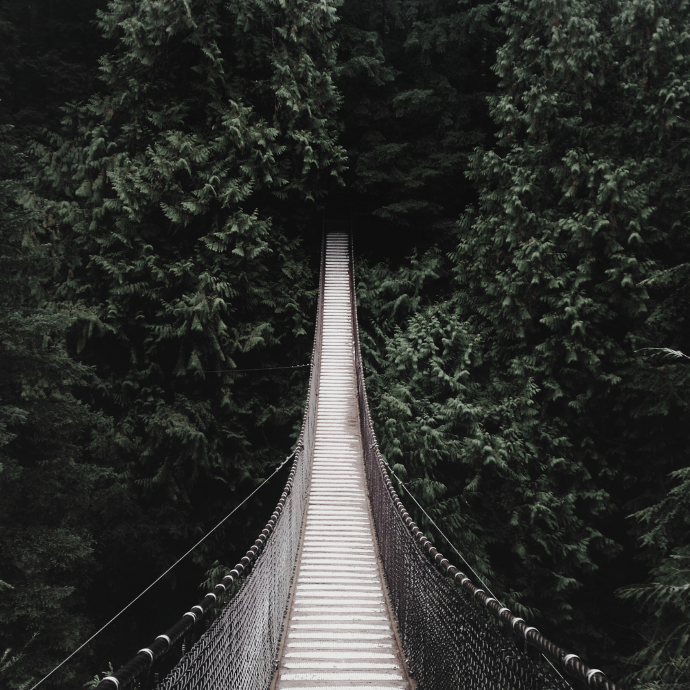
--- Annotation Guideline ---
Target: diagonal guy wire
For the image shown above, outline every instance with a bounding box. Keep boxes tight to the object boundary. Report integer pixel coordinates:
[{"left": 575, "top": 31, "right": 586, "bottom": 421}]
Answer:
[{"left": 28, "top": 451, "right": 296, "bottom": 690}]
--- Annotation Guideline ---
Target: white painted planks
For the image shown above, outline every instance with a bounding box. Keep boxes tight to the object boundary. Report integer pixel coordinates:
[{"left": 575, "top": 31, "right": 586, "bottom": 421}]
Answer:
[{"left": 274, "top": 234, "right": 409, "bottom": 690}]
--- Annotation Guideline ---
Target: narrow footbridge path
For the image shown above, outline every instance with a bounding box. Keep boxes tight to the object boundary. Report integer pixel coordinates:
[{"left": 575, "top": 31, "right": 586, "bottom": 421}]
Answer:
[
  {"left": 274, "top": 234, "right": 410, "bottom": 688},
  {"left": 97, "top": 233, "right": 620, "bottom": 690}
]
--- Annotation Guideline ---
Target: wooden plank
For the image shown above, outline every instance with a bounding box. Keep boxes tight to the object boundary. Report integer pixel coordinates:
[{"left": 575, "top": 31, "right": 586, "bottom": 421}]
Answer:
[{"left": 274, "top": 234, "right": 411, "bottom": 690}]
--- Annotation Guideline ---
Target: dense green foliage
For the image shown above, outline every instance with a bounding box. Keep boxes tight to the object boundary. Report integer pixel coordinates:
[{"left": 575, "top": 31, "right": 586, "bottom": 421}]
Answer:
[
  {"left": 620, "top": 459, "right": 690, "bottom": 688},
  {"left": 337, "top": 0, "right": 497, "bottom": 235},
  {"left": 0, "top": 0, "right": 111, "bottom": 136},
  {"left": 1, "top": 0, "right": 343, "bottom": 686},
  {"left": 357, "top": 0, "right": 690, "bottom": 683},
  {"left": 1, "top": 0, "right": 689, "bottom": 688},
  {"left": 0, "top": 121, "right": 121, "bottom": 690}
]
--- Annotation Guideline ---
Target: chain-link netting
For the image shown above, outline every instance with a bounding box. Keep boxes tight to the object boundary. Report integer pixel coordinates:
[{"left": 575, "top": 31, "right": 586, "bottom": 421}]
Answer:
[
  {"left": 348, "top": 235, "right": 619, "bottom": 690},
  {"left": 99, "top": 231, "right": 620, "bottom": 690},
  {"left": 155, "top": 441, "right": 312, "bottom": 690},
  {"left": 97, "top": 237, "right": 325, "bottom": 690}
]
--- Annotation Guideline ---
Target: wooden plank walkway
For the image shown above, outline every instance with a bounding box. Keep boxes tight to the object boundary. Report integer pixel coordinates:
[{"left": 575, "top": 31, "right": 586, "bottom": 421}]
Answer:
[{"left": 274, "top": 233, "right": 411, "bottom": 690}]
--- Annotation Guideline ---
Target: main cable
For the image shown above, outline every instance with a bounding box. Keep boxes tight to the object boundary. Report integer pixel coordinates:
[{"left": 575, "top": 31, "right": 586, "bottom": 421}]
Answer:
[
  {"left": 380, "top": 457, "right": 504, "bottom": 605},
  {"left": 28, "top": 450, "right": 296, "bottom": 690},
  {"left": 203, "top": 364, "right": 311, "bottom": 374},
  {"left": 381, "top": 456, "right": 571, "bottom": 686}
]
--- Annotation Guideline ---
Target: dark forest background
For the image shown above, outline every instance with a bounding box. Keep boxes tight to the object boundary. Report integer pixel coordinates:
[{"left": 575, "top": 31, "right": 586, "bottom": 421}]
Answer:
[{"left": 1, "top": 1, "right": 689, "bottom": 688}]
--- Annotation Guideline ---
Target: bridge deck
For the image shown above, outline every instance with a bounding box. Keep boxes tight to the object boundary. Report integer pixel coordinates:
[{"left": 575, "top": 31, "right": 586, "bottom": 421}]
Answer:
[{"left": 274, "top": 233, "right": 410, "bottom": 690}]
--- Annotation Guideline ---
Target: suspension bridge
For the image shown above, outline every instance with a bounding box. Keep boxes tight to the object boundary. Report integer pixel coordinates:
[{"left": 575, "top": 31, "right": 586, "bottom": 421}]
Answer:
[{"left": 96, "top": 233, "right": 619, "bottom": 690}]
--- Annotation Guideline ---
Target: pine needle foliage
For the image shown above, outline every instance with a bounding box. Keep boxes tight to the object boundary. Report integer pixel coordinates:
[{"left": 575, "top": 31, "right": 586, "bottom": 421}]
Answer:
[
  {"left": 619, "top": 349, "right": 690, "bottom": 689},
  {"left": 3, "top": 0, "right": 690, "bottom": 687},
  {"left": 13, "top": 0, "right": 346, "bottom": 683},
  {"left": 0, "top": 124, "right": 120, "bottom": 689},
  {"left": 619, "top": 465, "right": 690, "bottom": 689},
  {"left": 0, "top": 0, "right": 111, "bottom": 137},
  {"left": 26, "top": 0, "right": 346, "bottom": 514},
  {"left": 335, "top": 0, "right": 500, "bottom": 251},
  {"left": 358, "top": 0, "right": 690, "bottom": 681}
]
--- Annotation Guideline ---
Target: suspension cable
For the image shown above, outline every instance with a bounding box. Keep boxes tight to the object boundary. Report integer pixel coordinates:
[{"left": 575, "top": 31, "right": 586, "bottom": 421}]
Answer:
[
  {"left": 381, "top": 456, "right": 572, "bottom": 686},
  {"left": 381, "top": 457, "right": 504, "bottom": 604},
  {"left": 202, "top": 364, "right": 311, "bottom": 373},
  {"left": 28, "top": 451, "right": 296, "bottom": 690}
]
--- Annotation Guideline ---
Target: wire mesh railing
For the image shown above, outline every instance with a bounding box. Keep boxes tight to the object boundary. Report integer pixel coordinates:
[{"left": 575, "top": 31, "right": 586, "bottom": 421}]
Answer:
[
  {"left": 347, "top": 233, "right": 621, "bottom": 690},
  {"left": 96, "top": 229, "right": 621, "bottom": 690},
  {"left": 96, "top": 235, "right": 326, "bottom": 690}
]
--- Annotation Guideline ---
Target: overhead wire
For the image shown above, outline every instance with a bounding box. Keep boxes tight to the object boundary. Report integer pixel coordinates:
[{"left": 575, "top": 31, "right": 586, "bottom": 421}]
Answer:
[
  {"left": 380, "top": 457, "right": 572, "bottom": 687},
  {"left": 202, "top": 363, "right": 311, "bottom": 373},
  {"left": 27, "top": 450, "right": 297, "bottom": 690}
]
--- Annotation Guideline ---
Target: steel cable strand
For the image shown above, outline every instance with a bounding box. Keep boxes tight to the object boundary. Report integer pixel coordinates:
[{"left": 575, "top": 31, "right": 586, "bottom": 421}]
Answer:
[
  {"left": 97, "top": 444, "right": 306, "bottom": 690},
  {"left": 95, "top": 444, "right": 305, "bottom": 690},
  {"left": 347, "top": 233, "right": 619, "bottom": 690},
  {"left": 96, "top": 235, "right": 327, "bottom": 690}
]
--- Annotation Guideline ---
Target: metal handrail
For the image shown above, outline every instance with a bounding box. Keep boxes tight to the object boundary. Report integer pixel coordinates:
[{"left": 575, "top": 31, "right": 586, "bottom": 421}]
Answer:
[{"left": 348, "top": 231, "right": 620, "bottom": 690}]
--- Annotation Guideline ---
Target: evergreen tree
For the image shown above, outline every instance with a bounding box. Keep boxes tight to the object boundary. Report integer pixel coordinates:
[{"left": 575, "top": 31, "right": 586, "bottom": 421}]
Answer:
[
  {"left": 4, "top": 0, "right": 689, "bottom": 686},
  {"left": 619, "top": 459, "right": 690, "bottom": 689},
  {"left": 0, "top": 123, "right": 120, "bottom": 689},
  {"left": 0, "top": 0, "right": 111, "bottom": 136},
  {"left": 0, "top": 4, "right": 130, "bottom": 686},
  {"left": 336, "top": 0, "right": 499, "bottom": 257},
  {"left": 15, "top": 0, "right": 345, "bottom": 683},
  {"left": 358, "top": 0, "right": 690, "bottom": 682}
]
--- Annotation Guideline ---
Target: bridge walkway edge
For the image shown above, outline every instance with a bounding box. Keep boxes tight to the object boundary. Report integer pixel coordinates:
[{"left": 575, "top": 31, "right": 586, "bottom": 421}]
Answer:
[{"left": 272, "top": 232, "right": 413, "bottom": 690}]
